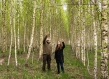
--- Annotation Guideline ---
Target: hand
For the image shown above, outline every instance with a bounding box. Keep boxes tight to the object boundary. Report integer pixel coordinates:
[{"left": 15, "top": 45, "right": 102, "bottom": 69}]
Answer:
[
  {"left": 46, "top": 32, "right": 49, "bottom": 36},
  {"left": 62, "top": 39, "right": 64, "bottom": 42}
]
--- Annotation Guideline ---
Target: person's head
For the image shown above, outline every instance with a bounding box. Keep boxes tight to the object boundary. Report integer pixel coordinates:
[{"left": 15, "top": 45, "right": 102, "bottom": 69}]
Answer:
[
  {"left": 57, "top": 41, "right": 61, "bottom": 46},
  {"left": 56, "top": 41, "right": 62, "bottom": 50},
  {"left": 46, "top": 37, "right": 51, "bottom": 44}
]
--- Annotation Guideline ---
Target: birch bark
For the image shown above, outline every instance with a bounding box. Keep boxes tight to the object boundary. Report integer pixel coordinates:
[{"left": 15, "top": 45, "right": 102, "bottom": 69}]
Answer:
[
  {"left": 25, "top": 1, "right": 36, "bottom": 65},
  {"left": 101, "top": 0, "right": 108, "bottom": 78},
  {"left": 7, "top": 0, "right": 13, "bottom": 66},
  {"left": 13, "top": 0, "right": 18, "bottom": 66}
]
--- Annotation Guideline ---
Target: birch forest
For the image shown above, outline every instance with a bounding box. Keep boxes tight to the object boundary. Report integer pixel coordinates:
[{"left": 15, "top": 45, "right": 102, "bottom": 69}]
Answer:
[{"left": 0, "top": 0, "right": 109, "bottom": 79}]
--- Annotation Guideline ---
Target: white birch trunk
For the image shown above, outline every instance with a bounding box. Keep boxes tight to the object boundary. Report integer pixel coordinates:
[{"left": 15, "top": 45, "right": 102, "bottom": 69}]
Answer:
[
  {"left": 26, "top": 1, "right": 36, "bottom": 64},
  {"left": 83, "top": 21, "right": 85, "bottom": 66},
  {"left": 79, "top": 0, "right": 84, "bottom": 64},
  {"left": 7, "top": 0, "right": 13, "bottom": 66},
  {"left": 13, "top": 0, "right": 18, "bottom": 66},
  {"left": 17, "top": 0, "right": 20, "bottom": 53},
  {"left": 80, "top": 8, "right": 84, "bottom": 64},
  {"left": 87, "top": 2, "right": 93, "bottom": 76},
  {"left": 2, "top": 0, "right": 6, "bottom": 56},
  {"left": 81, "top": 29, "right": 84, "bottom": 64},
  {"left": 101, "top": 0, "right": 108, "bottom": 78},
  {"left": 17, "top": 13, "right": 20, "bottom": 51},
  {"left": 39, "top": 9, "right": 43, "bottom": 60},
  {"left": 23, "top": 17, "right": 26, "bottom": 53},
  {"left": 82, "top": 0, "right": 86, "bottom": 66},
  {"left": 92, "top": 3, "right": 98, "bottom": 79},
  {"left": 93, "top": 21, "right": 97, "bottom": 79},
  {"left": 86, "top": 42, "right": 93, "bottom": 75},
  {"left": 80, "top": 0, "right": 86, "bottom": 66},
  {"left": 78, "top": 0, "right": 81, "bottom": 59},
  {"left": 76, "top": 36, "right": 80, "bottom": 59}
]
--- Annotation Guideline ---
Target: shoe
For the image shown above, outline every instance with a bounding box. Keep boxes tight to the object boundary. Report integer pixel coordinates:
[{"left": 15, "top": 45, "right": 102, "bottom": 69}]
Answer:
[
  {"left": 42, "top": 70, "right": 46, "bottom": 72},
  {"left": 57, "top": 72, "right": 60, "bottom": 74},
  {"left": 48, "top": 69, "right": 51, "bottom": 71}
]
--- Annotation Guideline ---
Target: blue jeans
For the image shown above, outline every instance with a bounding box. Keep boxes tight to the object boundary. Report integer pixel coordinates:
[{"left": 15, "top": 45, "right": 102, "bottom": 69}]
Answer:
[{"left": 57, "top": 62, "right": 64, "bottom": 73}]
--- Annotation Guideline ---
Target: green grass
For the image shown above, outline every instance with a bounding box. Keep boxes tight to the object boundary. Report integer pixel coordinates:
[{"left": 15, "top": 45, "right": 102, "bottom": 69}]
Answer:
[
  {"left": 87, "top": 48, "right": 102, "bottom": 79},
  {"left": 0, "top": 45, "right": 99, "bottom": 79}
]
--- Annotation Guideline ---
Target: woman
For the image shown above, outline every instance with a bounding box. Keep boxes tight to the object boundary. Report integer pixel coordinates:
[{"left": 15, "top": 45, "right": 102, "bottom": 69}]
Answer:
[{"left": 54, "top": 40, "right": 65, "bottom": 74}]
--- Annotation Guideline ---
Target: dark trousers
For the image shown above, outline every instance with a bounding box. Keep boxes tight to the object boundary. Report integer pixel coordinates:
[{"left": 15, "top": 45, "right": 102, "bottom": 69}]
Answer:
[
  {"left": 42, "top": 54, "right": 51, "bottom": 71},
  {"left": 56, "top": 61, "right": 64, "bottom": 73}
]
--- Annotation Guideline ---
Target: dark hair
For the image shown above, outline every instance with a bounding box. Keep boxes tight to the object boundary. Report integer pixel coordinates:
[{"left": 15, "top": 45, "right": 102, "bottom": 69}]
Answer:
[{"left": 55, "top": 43, "right": 62, "bottom": 51}]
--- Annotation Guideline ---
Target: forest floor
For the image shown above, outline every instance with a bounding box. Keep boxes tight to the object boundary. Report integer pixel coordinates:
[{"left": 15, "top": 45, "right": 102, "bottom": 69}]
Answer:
[{"left": 0, "top": 45, "right": 94, "bottom": 79}]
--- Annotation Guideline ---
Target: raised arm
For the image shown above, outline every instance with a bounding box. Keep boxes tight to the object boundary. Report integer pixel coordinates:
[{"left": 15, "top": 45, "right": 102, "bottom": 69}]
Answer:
[
  {"left": 62, "top": 42, "right": 65, "bottom": 49},
  {"left": 61, "top": 39, "right": 65, "bottom": 49},
  {"left": 43, "top": 35, "right": 48, "bottom": 45}
]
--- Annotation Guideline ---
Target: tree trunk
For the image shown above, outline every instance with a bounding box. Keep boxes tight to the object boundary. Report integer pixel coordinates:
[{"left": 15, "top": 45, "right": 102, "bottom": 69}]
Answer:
[
  {"left": 92, "top": 1, "right": 98, "bottom": 79},
  {"left": 101, "top": 0, "right": 108, "bottom": 78},
  {"left": 82, "top": 0, "right": 86, "bottom": 66},
  {"left": 39, "top": 9, "right": 43, "bottom": 60},
  {"left": 13, "top": 0, "right": 18, "bottom": 67},
  {"left": 7, "top": 0, "right": 13, "bottom": 66},
  {"left": 80, "top": 3, "right": 84, "bottom": 65},
  {"left": 25, "top": 0, "right": 36, "bottom": 65},
  {"left": 23, "top": 17, "right": 26, "bottom": 53},
  {"left": 17, "top": 11, "right": 20, "bottom": 53},
  {"left": 2, "top": 0, "right": 6, "bottom": 56},
  {"left": 93, "top": 21, "right": 97, "bottom": 79}
]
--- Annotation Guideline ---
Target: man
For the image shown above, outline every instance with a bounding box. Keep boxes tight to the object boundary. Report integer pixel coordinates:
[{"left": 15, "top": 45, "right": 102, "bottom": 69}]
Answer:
[{"left": 42, "top": 34, "right": 52, "bottom": 72}]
